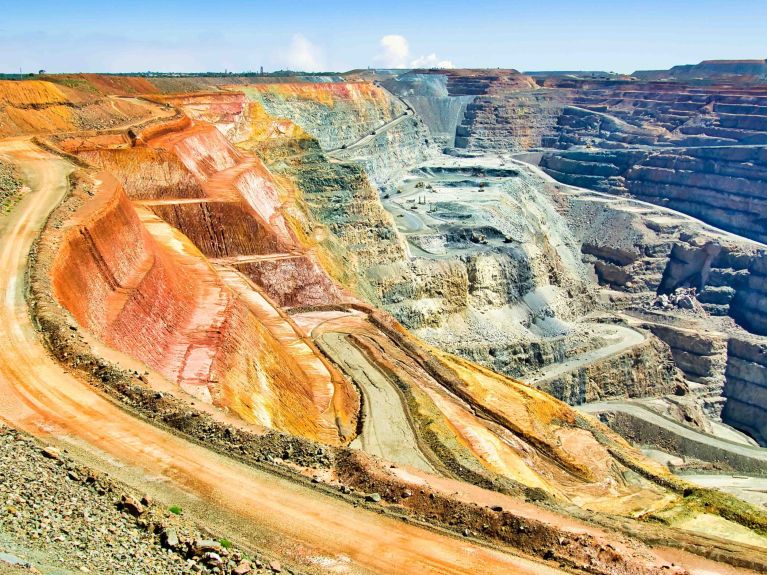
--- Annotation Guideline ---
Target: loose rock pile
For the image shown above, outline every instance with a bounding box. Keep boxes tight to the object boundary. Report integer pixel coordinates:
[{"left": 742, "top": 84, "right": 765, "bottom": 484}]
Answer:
[
  {"left": 651, "top": 288, "right": 704, "bottom": 313},
  {"left": 0, "top": 160, "right": 24, "bottom": 213},
  {"left": 0, "top": 425, "right": 288, "bottom": 575}
]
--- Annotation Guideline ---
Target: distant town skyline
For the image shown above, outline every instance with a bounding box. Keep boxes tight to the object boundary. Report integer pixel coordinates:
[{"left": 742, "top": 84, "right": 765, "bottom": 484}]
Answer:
[{"left": 1, "top": 0, "right": 765, "bottom": 74}]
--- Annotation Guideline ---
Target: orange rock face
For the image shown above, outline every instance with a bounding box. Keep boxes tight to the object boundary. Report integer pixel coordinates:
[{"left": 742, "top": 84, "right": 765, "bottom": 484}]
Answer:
[
  {"left": 51, "top": 172, "right": 357, "bottom": 444},
  {"left": 44, "top": 88, "right": 368, "bottom": 446},
  {"left": 79, "top": 147, "right": 205, "bottom": 199},
  {"left": 0, "top": 80, "right": 158, "bottom": 137},
  {"left": 146, "top": 92, "right": 249, "bottom": 137}
]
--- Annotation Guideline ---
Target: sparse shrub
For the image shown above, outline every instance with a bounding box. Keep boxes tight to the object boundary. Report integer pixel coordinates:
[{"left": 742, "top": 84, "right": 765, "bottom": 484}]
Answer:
[{"left": 219, "top": 538, "right": 233, "bottom": 549}]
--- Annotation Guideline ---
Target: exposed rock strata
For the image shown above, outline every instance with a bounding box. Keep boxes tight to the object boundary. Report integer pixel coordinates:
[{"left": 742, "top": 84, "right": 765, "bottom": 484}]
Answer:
[
  {"left": 723, "top": 335, "right": 767, "bottom": 445},
  {"left": 380, "top": 73, "right": 475, "bottom": 147},
  {"left": 540, "top": 146, "right": 767, "bottom": 243},
  {"left": 538, "top": 335, "right": 679, "bottom": 404},
  {"left": 0, "top": 80, "right": 157, "bottom": 137},
  {"left": 50, "top": 173, "right": 355, "bottom": 443}
]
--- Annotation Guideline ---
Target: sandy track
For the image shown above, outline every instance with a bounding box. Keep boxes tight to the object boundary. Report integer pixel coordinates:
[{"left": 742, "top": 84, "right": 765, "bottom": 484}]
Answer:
[
  {"left": 317, "top": 332, "right": 437, "bottom": 473},
  {"left": 0, "top": 137, "right": 569, "bottom": 575}
]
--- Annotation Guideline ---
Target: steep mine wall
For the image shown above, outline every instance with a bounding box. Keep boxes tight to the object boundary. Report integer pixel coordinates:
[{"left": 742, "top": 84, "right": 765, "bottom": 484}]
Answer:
[
  {"left": 461, "top": 79, "right": 767, "bottom": 192},
  {"left": 79, "top": 147, "right": 205, "bottom": 199},
  {"left": 539, "top": 146, "right": 767, "bottom": 339},
  {"left": 131, "top": 117, "right": 355, "bottom": 309},
  {"left": 548, "top": 105, "right": 666, "bottom": 149},
  {"left": 233, "top": 257, "right": 345, "bottom": 308},
  {"left": 380, "top": 73, "right": 475, "bottom": 148},
  {"left": 49, "top": 173, "right": 352, "bottom": 443},
  {"left": 332, "top": 116, "right": 435, "bottom": 188},
  {"left": 457, "top": 90, "right": 566, "bottom": 151},
  {"left": 245, "top": 121, "right": 409, "bottom": 304},
  {"left": 723, "top": 335, "right": 767, "bottom": 446},
  {"left": 530, "top": 84, "right": 767, "bottom": 256},
  {"left": 381, "top": 70, "right": 560, "bottom": 152},
  {"left": 548, "top": 146, "right": 767, "bottom": 244},
  {"left": 238, "top": 82, "right": 402, "bottom": 149},
  {"left": 554, "top": 83, "right": 767, "bottom": 147},
  {"left": 731, "top": 254, "right": 767, "bottom": 336},
  {"left": 556, "top": 183, "right": 760, "bottom": 318},
  {"left": 643, "top": 323, "right": 727, "bottom": 386},
  {"left": 145, "top": 122, "right": 241, "bottom": 183},
  {"left": 239, "top": 81, "right": 436, "bottom": 187},
  {"left": 148, "top": 92, "right": 251, "bottom": 142},
  {"left": 544, "top": 163, "right": 767, "bottom": 432},
  {"left": 538, "top": 335, "right": 679, "bottom": 404},
  {"left": 368, "top": 172, "right": 683, "bottom": 401},
  {"left": 147, "top": 200, "right": 291, "bottom": 257}
]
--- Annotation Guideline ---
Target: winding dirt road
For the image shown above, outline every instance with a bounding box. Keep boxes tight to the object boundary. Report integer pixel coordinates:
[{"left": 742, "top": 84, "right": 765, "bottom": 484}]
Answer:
[
  {"left": 0, "top": 137, "right": 571, "bottom": 574},
  {"left": 317, "top": 332, "right": 437, "bottom": 473}
]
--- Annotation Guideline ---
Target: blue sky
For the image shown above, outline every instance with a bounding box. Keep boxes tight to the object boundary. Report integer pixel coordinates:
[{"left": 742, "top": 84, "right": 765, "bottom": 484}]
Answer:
[{"left": 1, "top": 0, "right": 765, "bottom": 73}]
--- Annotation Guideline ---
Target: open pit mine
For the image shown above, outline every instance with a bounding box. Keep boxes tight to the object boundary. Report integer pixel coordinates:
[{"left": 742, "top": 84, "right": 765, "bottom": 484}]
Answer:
[{"left": 3, "top": 62, "right": 767, "bottom": 575}]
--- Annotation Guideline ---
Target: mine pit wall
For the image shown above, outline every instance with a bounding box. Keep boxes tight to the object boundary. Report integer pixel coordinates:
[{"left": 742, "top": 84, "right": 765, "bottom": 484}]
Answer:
[
  {"left": 134, "top": 114, "right": 353, "bottom": 309},
  {"left": 456, "top": 90, "right": 566, "bottom": 151},
  {"left": 79, "top": 147, "right": 205, "bottom": 199},
  {"left": 539, "top": 146, "right": 767, "bottom": 243},
  {"left": 49, "top": 169, "right": 355, "bottom": 444},
  {"left": 258, "top": 135, "right": 409, "bottom": 305},
  {"left": 379, "top": 73, "right": 476, "bottom": 148},
  {"left": 540, "top": 149, "right": 767, "bottom": 328},
  {"left": 643, "top": 323, "right": 727, "bottom": 387},
  {"left": 731, "top": 254, "right": 767, "bottom": 335},
  {"left": 239, "top": 81, "right": 436, "bottom": 188},
  {"left": 239, "top": 82, "right": 403, "bottom": 149},
  {"left": 147, "top": 201, "right": 290, "bottom": 257},
  {"left": 233, "top": 258, "right": 346, "bottom": 308},
  {"left": 547, "top": 83, "right": 767, "bottom": 148},
  {"left": 537, "top": 335, "right": 679, "bottom": 404},
  {"left": 331, "top": 116, "right": 436, "bottom": 189},
  {"left": 147, "top": 122, "right": 241, "bottom": 182},
  {"left": 552, "top": 170, "right": 767, "bottom": 423},
  {"left": 542, "top": 150, "right": 767, "bottom": 437},
  {"left": 382, "top": 71, "right": 564, "bottom": 152},
  {"left": 598, "top": 410, "right": 767, "bottom": 476},
  {"left": 723, "top": 336, "right": 767, "bottom": 446},
  {"left": 146, "top": 92, "right": 251, "bottom": 142},
  {"left": 381, "top": 253, "right": 678, "bottom": 403}
]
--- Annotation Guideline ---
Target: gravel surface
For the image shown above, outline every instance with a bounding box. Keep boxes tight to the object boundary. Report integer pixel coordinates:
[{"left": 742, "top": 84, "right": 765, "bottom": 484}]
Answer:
[
  {"left": 0, "top": 161, "right": 24, "bottom": 213},
  {"left": 0, "top": 425, "right": 282, "bottom": 575}
]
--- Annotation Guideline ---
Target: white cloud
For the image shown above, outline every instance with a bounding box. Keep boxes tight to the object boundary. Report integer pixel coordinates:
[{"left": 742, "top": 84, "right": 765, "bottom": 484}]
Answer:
[
  {"left": 281, "top": 34, "right": 325, "bottom": 71},
  {"left": 377, "top": 34, "right": 410, "bottom": 68},
  {"left": 375, "top": 35, "right": 454, "bottom": 69},
  {"left": 409, "top": 53, "right": 455, "bottom": 69}
]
